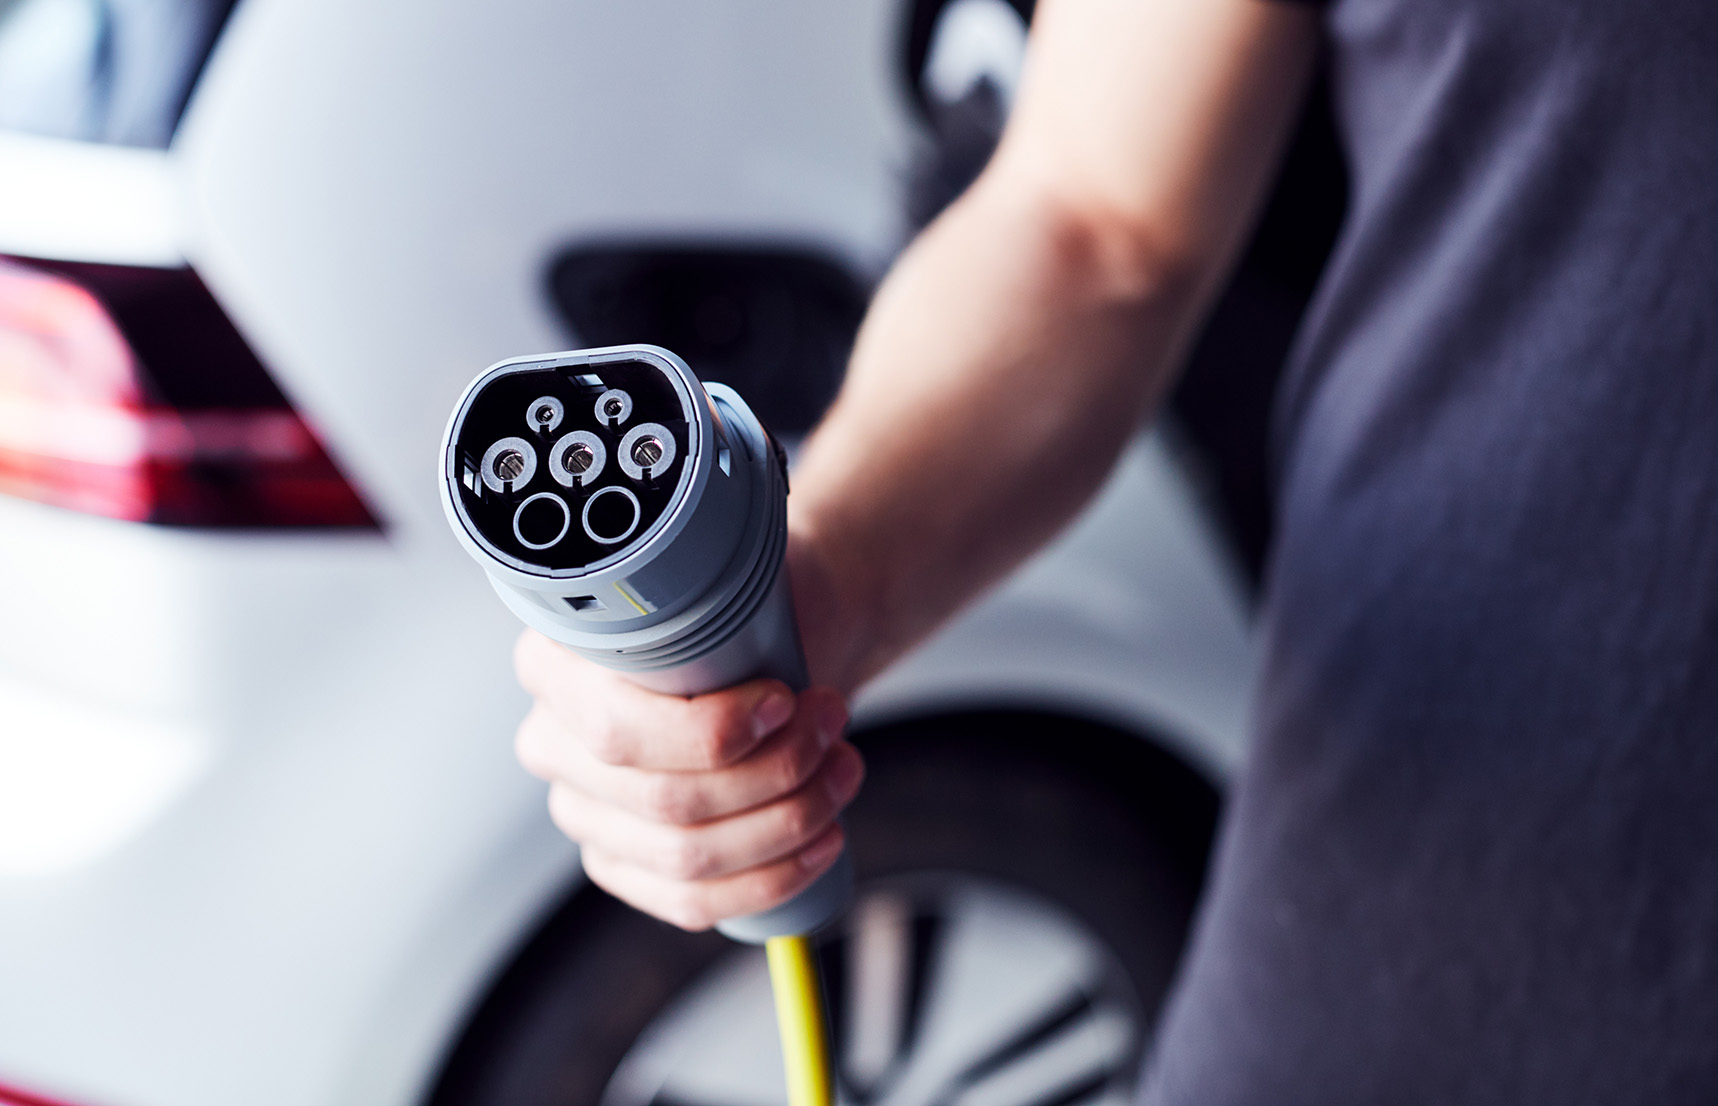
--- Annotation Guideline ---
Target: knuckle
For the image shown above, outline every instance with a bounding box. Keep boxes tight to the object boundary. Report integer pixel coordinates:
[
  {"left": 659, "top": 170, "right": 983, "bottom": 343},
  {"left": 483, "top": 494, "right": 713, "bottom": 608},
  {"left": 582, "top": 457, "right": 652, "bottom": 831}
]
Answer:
[
  {"left": 584, "top": 713, "right": 630, "bottom": 766},
  {"left": 546, "top": 786, "right": 582, "bottom": 839},
  {"left": 757, "top": 859, "right": 813, "bottom": 908},
  {"left": 689, "top": 697, "right": 753, "bottom": 767},
  {"left": 667, "top": 886, "right": 715, "bottom": 932},
  {"left": 513, "top": 713, "right": 553, "bottom": 778},
  {"left": 782, "top": 737, "right": 823, "bottom": 793},
  {"left": 776, "top": 796, "right": 819, "bottom": 844},
  {"left": 513, "top": 720, "right": 539, "bottom": 772},
  {"left": 768, "top": 750, "right": 810, "bottom": 802},
  {"left": 640, "top": 775, "right": 695, "bottom": 825},
  {"left": 832, "top": 744, "right": 865, "bottom": 803},
  {"left": 688, "top": 730, "right": 729, "bottom": 772},
  {"left": 512, "top": 632, "right": 539, "bottom": 690},
  {"left": 578, "top": 846, "right": 614, "bottom": 886},
  {"left": 513, "top": 630, "right": 562, "bottom": 695},
  {"left": 659, "top": 833, "right": 712, "bottom": 881},
  {"left": 581, "top": 854, "right": 649, "bottom": 918}
]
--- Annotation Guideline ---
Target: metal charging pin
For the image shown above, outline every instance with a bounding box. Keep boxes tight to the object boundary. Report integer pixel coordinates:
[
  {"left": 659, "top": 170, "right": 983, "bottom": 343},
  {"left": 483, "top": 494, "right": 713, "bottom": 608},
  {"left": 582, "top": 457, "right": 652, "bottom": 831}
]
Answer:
[
  {"left": 527, "top": 395, "right": 565, "bottom": 435},
  {"left": 632, "top": 436, "right": 663, "bottom": 468},
  {"left": 479, "top": 435, "right": 538, "bottom": 494},
  {"left": 548, "top": 430, "right": 606, "bottom": 488},
  {"left": 619, "top": 422, "right": 677, "bottom": 482},
  {"left": 495, "top": 450, "right": 526, "bottom": 481},
  {"left": 595, "top": 388, "right": 633, "bottom": 427}
]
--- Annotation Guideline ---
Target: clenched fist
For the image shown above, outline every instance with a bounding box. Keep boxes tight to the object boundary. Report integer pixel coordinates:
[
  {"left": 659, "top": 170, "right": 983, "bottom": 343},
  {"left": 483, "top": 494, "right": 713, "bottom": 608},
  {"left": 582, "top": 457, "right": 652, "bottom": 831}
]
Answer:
[{"left": 512, "top": 628, "right": 863, "bottom": 931}]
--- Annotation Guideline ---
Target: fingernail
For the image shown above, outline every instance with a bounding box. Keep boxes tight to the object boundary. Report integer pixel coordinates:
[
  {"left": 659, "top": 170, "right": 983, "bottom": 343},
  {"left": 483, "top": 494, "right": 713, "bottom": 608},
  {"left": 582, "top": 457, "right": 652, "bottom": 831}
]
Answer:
[
  {"left": 800, "top": 829, "right": 844, "bottom": 871},
  {"left": 753, "top": 692, "right": 794, "bottom": 738},
  {"left": 815, "top": 703, "right": 847, "bottom": 750},
  {"left": 824, "top": 747, "right": 862, "bottom": 804}
]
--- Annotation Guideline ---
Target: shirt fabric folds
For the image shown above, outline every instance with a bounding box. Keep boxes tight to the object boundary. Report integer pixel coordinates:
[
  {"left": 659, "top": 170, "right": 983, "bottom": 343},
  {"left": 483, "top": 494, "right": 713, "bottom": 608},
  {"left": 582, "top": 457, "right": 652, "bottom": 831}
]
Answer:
[{"left": 1140, "top": 0, "right": 1718, "bottom": 1102}]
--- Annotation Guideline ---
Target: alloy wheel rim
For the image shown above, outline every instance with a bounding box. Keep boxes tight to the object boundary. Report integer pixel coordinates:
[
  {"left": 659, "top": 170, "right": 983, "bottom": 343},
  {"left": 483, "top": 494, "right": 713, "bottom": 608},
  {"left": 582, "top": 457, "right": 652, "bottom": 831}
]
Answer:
[{"left": 603, "top": 876, "right": 1147, "bottom": 1106}]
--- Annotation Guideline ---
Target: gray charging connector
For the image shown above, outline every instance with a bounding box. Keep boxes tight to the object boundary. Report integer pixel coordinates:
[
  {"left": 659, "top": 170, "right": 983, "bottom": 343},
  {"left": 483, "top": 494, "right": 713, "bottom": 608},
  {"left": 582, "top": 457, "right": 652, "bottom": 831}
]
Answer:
[{"left": 440, "top": 343, "right": 850, "bottom": 942}]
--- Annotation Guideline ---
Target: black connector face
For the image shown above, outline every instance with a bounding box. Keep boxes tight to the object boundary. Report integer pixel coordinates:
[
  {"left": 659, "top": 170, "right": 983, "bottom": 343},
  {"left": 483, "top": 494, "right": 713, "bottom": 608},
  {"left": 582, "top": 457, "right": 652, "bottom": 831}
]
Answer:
[{"left": 450, "top": 358, "right": 690, "bottom": 572}]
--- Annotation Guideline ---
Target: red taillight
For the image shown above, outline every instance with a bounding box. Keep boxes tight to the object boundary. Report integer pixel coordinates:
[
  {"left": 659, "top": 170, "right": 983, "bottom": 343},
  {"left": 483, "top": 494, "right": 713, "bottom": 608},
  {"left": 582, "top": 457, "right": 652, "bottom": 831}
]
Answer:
[
  {"left": 0, "top": 1077, "right": 97, "bottom": 1106},
  {"left": 0, "top": 256, "right": 380, "bottom": 528}
]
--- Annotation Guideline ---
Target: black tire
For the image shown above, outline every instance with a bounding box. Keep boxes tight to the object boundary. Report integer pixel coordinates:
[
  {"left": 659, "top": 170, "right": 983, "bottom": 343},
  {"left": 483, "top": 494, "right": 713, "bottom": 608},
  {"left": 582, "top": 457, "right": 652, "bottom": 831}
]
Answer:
[{"left": 425, "top": 710, "right": 1219, "bottom": 1106}]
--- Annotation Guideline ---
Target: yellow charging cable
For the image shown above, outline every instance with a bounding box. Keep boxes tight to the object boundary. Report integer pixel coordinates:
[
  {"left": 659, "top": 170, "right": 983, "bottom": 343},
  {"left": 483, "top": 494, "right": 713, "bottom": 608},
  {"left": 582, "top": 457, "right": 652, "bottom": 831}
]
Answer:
[{"left": 766, "top": 934, "right": 834, "bottom": 1106}]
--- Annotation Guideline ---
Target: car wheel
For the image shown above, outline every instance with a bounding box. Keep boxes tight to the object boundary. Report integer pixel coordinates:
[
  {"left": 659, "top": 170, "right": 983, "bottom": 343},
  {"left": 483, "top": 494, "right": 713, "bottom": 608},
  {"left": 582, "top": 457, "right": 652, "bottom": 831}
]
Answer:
[{"left": 427, "top": 710, "right": 1219, "bottom": 1106}]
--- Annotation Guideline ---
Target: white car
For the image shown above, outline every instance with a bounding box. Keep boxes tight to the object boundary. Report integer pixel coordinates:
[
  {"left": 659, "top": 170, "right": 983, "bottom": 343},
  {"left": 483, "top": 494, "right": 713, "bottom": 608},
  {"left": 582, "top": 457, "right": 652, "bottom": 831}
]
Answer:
[{"left": 0, "top": 1, "right": 1318, "bottom": 1104}]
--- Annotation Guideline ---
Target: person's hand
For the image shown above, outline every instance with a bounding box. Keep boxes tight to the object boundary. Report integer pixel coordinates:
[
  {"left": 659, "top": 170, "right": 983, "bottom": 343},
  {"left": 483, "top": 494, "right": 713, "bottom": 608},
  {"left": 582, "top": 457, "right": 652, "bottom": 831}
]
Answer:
[{"left": 512, "top": 629, "right": 862, "bottom": 931}]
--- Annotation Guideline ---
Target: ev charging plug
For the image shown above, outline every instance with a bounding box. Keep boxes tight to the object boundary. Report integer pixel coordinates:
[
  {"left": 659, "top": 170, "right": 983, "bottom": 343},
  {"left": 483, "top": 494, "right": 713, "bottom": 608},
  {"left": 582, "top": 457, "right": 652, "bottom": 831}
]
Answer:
[{"left": 439, "top": 343, "right": 852, "bottom": 942}]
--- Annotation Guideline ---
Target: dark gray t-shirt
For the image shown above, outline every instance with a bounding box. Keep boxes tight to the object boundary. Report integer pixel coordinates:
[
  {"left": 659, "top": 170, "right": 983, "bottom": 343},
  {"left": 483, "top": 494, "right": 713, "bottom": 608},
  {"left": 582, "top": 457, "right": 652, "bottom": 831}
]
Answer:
[{"left": 1142, "top": 0, "right": 1718, "bottom": 1102}]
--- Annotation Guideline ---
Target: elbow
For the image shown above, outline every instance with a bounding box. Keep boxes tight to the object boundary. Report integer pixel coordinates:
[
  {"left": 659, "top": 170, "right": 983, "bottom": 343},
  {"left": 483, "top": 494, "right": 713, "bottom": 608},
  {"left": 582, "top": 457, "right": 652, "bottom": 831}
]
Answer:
[
  {"left": 1042, "top": 192, "right": 1206, "bottom": 316},
  {"left": 971, "top": 154, "right": 1209, "bottom": 318}
]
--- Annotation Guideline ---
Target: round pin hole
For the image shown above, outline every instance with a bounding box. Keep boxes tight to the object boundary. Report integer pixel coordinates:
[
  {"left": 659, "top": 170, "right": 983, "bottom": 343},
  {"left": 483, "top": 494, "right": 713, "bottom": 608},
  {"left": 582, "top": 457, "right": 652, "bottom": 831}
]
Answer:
[
  {"left": 513, "top": 492, "right": 572, "bottom": 550},
  {"left": 582, "top": 486, "right": 641, "bottom": 545}
]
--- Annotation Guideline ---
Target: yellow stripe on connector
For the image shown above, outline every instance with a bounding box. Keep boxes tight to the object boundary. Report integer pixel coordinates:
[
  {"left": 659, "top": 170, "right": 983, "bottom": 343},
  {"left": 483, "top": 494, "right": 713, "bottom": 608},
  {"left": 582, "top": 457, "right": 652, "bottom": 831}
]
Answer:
[
  {"left": 766, "top": 935, "right": 834, "bottom": 1106},
  {"left": 612, "top": 581, "right": 650, "bottom": 616}
]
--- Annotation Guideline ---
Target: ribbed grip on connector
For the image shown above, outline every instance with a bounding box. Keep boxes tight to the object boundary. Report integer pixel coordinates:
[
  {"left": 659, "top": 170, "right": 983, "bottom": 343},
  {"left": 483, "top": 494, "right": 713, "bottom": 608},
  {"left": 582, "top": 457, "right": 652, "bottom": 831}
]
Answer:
[{"left": 699, "top": 572, "right": 851, "bottom": 943}]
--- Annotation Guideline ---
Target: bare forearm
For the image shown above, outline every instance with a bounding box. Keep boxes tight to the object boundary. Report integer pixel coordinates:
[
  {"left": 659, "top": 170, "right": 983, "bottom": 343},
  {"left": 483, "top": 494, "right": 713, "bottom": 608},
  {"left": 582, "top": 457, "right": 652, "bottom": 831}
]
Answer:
[
  {"left": 790, "top": 179, "right": 1208, "bottom": 691},
  {"left": 788, "top": 0, "right": 1319, "bottom": 693}
]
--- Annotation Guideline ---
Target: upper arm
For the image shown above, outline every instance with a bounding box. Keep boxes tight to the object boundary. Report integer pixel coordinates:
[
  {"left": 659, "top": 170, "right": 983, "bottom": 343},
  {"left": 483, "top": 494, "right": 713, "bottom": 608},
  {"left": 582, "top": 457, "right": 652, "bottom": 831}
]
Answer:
[{"left": 984, "top": 0, "right": 1322, "bottom": 289}]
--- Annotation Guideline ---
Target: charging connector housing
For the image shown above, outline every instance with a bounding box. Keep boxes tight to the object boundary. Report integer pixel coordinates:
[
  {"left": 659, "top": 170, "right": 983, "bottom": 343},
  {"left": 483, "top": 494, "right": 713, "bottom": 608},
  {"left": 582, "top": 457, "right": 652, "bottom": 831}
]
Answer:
[{"left": 441, "top": 344, "right": 848, "bottom": 940}]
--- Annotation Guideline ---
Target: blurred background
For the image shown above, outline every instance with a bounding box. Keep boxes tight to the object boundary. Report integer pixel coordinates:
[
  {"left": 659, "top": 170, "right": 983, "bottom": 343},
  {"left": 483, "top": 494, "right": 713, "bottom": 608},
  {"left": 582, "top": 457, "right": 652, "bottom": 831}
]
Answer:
[{"left": 0, "top": 2, "right": 1342, "bottom": 1105}]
